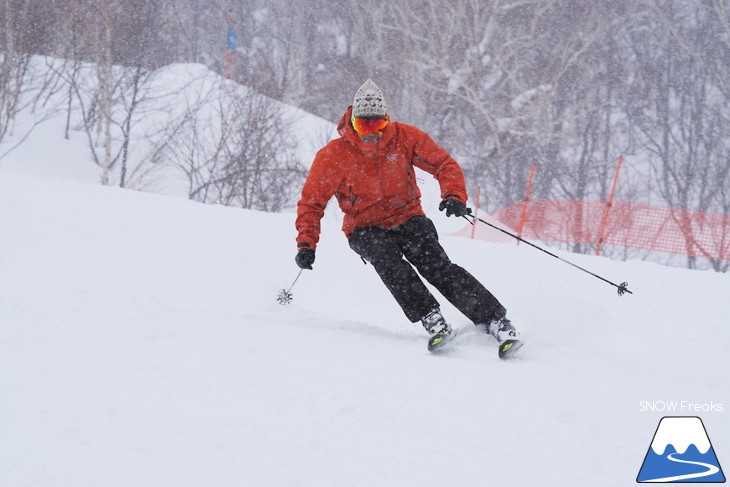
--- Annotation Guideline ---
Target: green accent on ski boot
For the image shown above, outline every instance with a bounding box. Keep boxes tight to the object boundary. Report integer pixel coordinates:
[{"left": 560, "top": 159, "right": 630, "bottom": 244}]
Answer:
[
  {"left": 498, "top": 339, "right": 524, "bottom": 359},
  {"left": 428, "top": 328, "right": 457, "bottom": 352}
]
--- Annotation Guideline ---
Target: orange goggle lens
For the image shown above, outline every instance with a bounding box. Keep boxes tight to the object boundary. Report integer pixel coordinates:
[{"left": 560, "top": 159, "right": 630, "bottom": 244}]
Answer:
[{"left": 352, "top": 115, "right": 389, "bottom": 135}]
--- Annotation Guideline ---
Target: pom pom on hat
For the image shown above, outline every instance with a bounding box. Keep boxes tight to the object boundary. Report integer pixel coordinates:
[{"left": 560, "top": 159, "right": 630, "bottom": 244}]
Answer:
[{"left": 352, "top": 79, "right": 387, "bottom": 118}]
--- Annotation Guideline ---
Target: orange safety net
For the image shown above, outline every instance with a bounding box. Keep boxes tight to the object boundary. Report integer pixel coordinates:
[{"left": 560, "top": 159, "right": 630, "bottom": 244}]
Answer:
[{"left": 488, "top": 200, "right": 730, "bottom": 261}]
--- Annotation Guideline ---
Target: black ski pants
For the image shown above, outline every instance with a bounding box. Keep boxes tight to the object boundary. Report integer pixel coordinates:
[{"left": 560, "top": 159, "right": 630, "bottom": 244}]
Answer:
[{"left": 348, "top": 215, "right": 506, "bottom": 324}]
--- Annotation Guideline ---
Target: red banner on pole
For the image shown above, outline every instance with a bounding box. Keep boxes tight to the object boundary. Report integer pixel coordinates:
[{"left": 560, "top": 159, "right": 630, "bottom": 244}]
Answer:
[{"left": 225, "top": 12, "right": 238, "bottom": 81}]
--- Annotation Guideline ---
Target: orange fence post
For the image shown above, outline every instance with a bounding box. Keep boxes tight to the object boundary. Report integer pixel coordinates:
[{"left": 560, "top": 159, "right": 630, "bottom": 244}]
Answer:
[
  {"left": 596, "top": 156, "right": 624, "bottom": 256},
  {"left": 470, "top": 187, "right": 481, "bottom": 239},
  {"left": 517, "top": 164, "right": 536, "bottom": 245}
]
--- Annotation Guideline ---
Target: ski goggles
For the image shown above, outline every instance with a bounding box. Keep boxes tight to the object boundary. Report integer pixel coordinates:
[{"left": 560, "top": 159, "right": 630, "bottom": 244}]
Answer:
[{"left": 351, "top": 115, "right": 389, "bottom": 136}]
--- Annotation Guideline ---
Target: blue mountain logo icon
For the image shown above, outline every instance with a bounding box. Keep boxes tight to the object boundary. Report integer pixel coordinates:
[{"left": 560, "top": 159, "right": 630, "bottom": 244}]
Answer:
[{"left": 637, "top": 416, "right": 725, "bottom": 483}]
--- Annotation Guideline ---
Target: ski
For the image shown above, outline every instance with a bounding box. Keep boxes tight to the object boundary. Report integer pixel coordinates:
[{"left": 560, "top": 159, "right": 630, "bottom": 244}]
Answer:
[{"left": 426, "top": 325, "right": 524, "bottom": 358}]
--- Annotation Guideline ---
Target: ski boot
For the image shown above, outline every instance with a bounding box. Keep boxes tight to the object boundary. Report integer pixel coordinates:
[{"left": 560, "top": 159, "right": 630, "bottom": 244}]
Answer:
[
  {"left": 488, "top": 317, "right": 523, "bottom": 358},
  {"left": 421, "top": 308, "right": 457, "bottom": 352}
]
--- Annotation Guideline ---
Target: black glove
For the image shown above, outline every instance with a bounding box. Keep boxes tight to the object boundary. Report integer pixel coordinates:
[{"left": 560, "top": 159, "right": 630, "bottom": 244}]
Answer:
[
  {"left": 439, "top": 197, "right": 469, "bottom": 217},
  {"left": 295, "top": 248, "right": 315, "bottom": 270}
]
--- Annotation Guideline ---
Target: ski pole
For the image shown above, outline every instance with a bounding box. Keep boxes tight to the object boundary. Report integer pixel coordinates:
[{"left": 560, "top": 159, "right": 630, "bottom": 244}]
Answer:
[
  {"left": 277, "top": 269, "right": 304, "bottom": 305},
  {"left": 462, "top": 213, "right": 632, "bottom": 296}
]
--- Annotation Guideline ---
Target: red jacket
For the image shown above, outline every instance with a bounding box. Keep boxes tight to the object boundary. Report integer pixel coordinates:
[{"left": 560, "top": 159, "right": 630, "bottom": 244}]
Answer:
[{"left": 296, "top": 107, "right": 468, "bottom": 250}]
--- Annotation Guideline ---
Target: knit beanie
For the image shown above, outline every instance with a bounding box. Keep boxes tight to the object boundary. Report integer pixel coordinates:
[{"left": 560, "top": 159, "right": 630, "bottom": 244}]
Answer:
[{"left": 352, "top": 79, "right": 387, "bottom": 118}]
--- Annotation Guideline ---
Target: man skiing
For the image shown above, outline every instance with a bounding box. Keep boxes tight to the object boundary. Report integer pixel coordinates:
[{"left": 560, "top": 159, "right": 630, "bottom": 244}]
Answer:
[{"left": 294, "top": 79, "right": 523, "bottom": 357}]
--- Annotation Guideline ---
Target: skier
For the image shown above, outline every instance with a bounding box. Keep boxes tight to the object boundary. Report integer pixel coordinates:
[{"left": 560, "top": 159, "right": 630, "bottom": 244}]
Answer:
[{"left": 294, "top": 79, "right": 523, "bottom": 357}]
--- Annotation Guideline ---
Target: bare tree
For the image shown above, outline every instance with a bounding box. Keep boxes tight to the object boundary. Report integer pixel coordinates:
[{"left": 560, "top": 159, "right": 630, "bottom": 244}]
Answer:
[
  {"left": 377, "top": 1, "right": 638, "bottom": 214},
  {"left": 152, "top": 78, "right": 305, "bottom": 211},
  {"left": 0, "top": 0, "right": 32, "bottom": 144},
  {"left": 628, "top": 1, "right": 730, "bottom": 270},
  {"left": 0, "top": 0, "right": 66, "bottom": 160}
]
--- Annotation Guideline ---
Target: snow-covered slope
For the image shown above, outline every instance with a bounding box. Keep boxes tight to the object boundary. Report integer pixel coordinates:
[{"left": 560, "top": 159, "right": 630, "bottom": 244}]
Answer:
[
  {"left": 1, "top": 168, "right": 728, "bottom": 487},
  {"left": 0, "top": 59, "right": 336, "bottom": 197}
]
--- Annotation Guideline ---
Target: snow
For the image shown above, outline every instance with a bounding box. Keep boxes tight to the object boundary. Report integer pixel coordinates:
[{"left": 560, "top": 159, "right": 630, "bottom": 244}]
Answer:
[
  {"left": 510, "top": 85, "right": 551, "bottom": 112},
  {"left": 1, "top": 63, "right": 729, "bottom": 487},
  {"left": 2, "top": 167, "right": 728, "bottom": 486}
]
